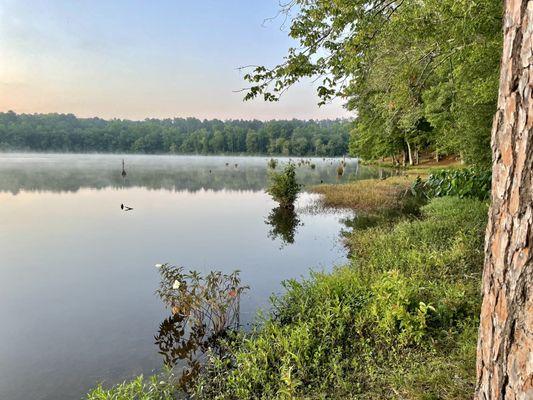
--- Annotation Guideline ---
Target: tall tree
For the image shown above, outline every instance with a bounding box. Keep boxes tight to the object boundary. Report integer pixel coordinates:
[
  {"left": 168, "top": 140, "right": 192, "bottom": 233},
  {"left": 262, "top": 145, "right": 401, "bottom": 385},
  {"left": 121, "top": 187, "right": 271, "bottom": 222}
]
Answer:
[
  {"left": 243, "top": 0, "right": 501, "bottom": 165},
  {"left": 475, "top": 1, "right": 533, "bottom": 398}
]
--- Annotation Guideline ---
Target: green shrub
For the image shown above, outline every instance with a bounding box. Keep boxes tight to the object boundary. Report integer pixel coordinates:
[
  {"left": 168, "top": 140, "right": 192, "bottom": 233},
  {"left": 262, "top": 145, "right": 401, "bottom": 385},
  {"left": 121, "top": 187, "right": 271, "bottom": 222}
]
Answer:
[
  {"left": 266, "top": 163, "right": 301, "bottom": 208},
  {"left": 195, "top": 197, "right": 488, "bottom": 399},
  {"left": 86, "top": 374, "right": 183, "bottom": 400},
  {"left": 267, "top": 158, "right": 278, "bottom": 169},
  {"left": 420, "top": 167, "right": 491, "bottom": 200}
]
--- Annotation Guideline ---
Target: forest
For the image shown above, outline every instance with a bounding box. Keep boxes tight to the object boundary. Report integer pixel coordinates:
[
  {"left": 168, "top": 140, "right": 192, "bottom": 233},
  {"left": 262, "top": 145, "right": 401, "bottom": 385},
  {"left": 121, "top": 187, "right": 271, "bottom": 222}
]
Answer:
[
  {"left": 244, "top": 0, "right": 501, "bottom": 167},
  {"left": 0, "top": 112, "right": 350, "bottom": 156}
]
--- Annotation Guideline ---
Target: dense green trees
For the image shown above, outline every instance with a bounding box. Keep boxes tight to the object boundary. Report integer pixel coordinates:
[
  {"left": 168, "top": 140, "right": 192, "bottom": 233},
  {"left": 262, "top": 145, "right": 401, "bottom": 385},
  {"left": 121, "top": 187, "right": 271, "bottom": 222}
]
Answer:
[
  {"left": 243, "top": 0, "right": 502, "bottom": 166},
  {"left": 0, "top": 111, "right": 350, "bottom": 156}
]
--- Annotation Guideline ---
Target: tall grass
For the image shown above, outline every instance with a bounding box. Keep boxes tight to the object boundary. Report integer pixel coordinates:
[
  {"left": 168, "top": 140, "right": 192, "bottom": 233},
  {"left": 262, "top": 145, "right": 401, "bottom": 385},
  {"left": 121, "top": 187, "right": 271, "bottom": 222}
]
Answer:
[{"left": 312, "top": 176, "right": 412, "bottom": 212}]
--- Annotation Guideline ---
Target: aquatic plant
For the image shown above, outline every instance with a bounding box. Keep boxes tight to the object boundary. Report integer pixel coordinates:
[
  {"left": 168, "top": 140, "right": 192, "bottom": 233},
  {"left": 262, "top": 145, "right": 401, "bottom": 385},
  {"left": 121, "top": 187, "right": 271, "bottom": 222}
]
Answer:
[
  {"left": 267, "top": 158, "right": 278, "bottom": 169},
  {"left": 266, "top": 163, "right": 301, "bottom": 209},
  {"left": 156, "top": 265, "right": 247, "bottom": 341},
  {"left": 155, "top": 265, "right": 248, "bottom": 392}
]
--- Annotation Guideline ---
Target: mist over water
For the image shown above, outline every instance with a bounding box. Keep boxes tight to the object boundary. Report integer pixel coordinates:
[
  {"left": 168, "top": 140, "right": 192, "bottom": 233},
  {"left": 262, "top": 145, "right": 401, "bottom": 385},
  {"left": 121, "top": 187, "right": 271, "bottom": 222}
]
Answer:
[
  {"left": 0, "top": 153, "right": 383, "bottom": 400},
  {"left": 0, "top": 153, "right": 381, "bottom": 194}
]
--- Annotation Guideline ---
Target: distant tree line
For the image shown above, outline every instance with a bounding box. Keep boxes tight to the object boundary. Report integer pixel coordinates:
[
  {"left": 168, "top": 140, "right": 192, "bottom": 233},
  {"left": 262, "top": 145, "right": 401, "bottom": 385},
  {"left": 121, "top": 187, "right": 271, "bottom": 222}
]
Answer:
[{"left": 0, "top": 112, "right": 350, "bottom": 156}]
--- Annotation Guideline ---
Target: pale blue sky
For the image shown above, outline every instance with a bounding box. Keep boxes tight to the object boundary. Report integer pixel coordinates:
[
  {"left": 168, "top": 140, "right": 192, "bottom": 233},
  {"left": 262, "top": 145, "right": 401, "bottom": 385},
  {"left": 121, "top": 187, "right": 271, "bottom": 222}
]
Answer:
[{"left": 0, "top": 0, "right": 349, "bottom": 120}]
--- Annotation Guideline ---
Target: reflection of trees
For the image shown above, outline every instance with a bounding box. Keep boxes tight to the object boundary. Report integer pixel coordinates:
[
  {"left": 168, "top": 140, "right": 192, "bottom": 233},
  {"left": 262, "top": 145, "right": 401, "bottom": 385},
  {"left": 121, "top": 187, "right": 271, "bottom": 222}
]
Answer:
[
  {"left": 265, "top": 206, "right": 302, "bottom": 245},
  {"left": 0, "top": 157, "right": 387, "bottom": 194},
  {"left": 154, "top": 265, "right": 247, "bottom": 393}
]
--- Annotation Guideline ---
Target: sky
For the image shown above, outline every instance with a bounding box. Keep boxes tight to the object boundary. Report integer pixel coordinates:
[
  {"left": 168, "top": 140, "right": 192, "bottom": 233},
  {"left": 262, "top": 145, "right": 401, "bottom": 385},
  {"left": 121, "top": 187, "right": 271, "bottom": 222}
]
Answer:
[{"left": 0, "top": 0, "right": 350, "bottom": 121}]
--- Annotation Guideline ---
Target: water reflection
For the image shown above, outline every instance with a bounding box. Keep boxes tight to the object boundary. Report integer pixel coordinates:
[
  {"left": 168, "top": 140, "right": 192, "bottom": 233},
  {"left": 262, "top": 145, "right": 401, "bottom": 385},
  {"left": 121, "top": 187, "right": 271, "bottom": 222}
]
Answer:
[
  {"left": 265, "top": 206, "right": 302, "bottom": 245},
  {"left": 0, "top": 153, "right": 374, "bottom": 400},
  {"left": 0, "top": 153, "right": 388, "bottom": 194},
  {"left": 154, "top": 265, "right": 246, "bottom": 392}
]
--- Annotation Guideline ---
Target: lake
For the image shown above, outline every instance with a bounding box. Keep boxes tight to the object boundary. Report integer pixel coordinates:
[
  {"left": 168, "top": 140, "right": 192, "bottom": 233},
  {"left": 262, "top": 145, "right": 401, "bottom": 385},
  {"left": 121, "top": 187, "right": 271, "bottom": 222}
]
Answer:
[{"left": 0, "top": 153, "right": 383, "bottom": 400}]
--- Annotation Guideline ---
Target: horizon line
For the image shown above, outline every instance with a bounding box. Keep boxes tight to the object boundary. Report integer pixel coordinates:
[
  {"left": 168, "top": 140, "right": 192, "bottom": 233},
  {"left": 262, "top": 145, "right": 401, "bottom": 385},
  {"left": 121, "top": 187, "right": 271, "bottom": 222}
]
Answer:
[{"left": 0, "top": 110, "right": 354, "bottom": 123}]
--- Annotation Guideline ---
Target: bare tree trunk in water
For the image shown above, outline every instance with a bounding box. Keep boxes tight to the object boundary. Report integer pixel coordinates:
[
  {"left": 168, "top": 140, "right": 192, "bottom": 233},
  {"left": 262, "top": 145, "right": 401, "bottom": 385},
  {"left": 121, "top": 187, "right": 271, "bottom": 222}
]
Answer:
[{"left": 475, "top": 1, "right": 533, "bottom": 399}]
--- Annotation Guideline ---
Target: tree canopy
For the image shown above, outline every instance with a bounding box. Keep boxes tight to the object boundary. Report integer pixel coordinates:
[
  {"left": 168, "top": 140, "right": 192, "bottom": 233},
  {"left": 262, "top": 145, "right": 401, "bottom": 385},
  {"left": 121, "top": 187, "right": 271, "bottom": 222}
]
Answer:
[
  {"left": 244, "top": 0, "right": 502, "bottom": 166},
  {"left": 0, "top": 111, "right": 350, "bottom": 156}
]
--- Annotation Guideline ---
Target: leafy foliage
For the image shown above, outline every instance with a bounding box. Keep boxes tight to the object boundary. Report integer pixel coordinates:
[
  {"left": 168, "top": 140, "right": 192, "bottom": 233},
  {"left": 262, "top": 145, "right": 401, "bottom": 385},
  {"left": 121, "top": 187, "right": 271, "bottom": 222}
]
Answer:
[
  {"left": 86, "top": 373, "right": 182, "bottom": 400},
  {"left": 244, "top": 0, "right": 502, "bottom": 166},
  {"left": 154, "top": 265, "right": 248, "bottom": 392},
  {"left": 156, "top": 265, "right": 247, "bottom": 334},
  {"left": 266, "top": 163, "right": 302, "bottom": 208},
  {"left": 0, "top": 111, "right": 350, "bottom": 156},
  {"left": 87, "top": 267, "right": 248, "bottom": 398},
  {"left": 195, "top": 197, "right": 488, "bottom": 399},
  {"left": 412, "top": 168, "right": 492, "bottom": 200}
]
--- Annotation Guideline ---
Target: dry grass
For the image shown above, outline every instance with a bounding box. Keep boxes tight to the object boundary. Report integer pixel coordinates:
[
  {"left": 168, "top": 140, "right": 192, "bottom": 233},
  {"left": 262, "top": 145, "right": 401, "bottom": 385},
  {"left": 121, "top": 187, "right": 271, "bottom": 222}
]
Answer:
[{"left": 312, "top": 176, "right": 412, "bottom": 212}]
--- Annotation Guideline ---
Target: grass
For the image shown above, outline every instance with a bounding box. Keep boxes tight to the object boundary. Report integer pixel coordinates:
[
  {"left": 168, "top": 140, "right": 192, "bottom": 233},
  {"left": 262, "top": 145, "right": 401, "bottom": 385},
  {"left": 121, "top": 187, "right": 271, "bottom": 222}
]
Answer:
[
  {"left": 312, "top": 175, "right": 413, "bottom": 213},
  {"left": 195, "top": 197, "right": 488, "bottom": 399},
  {"left": 86, "top": 374, "right": 184, "bottom": 400}
]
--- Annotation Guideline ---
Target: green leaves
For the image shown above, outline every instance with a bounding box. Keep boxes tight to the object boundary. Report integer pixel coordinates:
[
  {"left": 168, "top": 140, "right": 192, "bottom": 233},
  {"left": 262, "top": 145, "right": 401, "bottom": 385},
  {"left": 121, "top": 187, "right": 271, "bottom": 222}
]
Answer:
[
  {"left": 266, "top": 163, "right": 302, "bottom": 208},
  {"left": 244, "top": 0, "right": 501, "bottom": 165},
  {"left": 424, "top": 168, "right": 491, "bottom": 200}
]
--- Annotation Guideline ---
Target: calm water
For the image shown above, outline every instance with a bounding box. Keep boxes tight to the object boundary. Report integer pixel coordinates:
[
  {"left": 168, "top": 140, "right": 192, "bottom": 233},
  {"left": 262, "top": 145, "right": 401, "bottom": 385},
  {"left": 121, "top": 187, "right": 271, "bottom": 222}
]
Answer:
[{"left": 0, "top": 153, "right": 382, "bottom": 400}]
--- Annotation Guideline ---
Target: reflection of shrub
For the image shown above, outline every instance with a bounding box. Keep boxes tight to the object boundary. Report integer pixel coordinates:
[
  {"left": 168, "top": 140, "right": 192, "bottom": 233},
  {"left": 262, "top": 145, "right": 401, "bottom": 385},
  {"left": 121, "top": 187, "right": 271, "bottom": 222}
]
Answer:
[
  {"left": 86, "top": 267, "right": 248, "bottom": 398},
  {"left": 265, "top": 206, "right": 302, "bottom": 245},
  {"left": 155, "top": 266, "right": 247, "bottom": 392},
  {"left": 267, "top": 163, "right": 301, "bottom": 209}
]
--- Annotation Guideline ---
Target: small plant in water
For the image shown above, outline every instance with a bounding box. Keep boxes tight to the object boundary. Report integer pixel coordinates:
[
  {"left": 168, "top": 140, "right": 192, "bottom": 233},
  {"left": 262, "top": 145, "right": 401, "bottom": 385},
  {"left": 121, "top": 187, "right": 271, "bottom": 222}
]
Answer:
[
  {"left": 336, "top": 164, "right": 344, "bottom": 176},
  {"left": 267, "top": 158, "right": 278, "bottom": 169},
  {"left": 154, "top": 264, "right": 248, "bottom": 392},
  {"left": 267, "top": 162, "right": 301, "bottom": 209}
]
